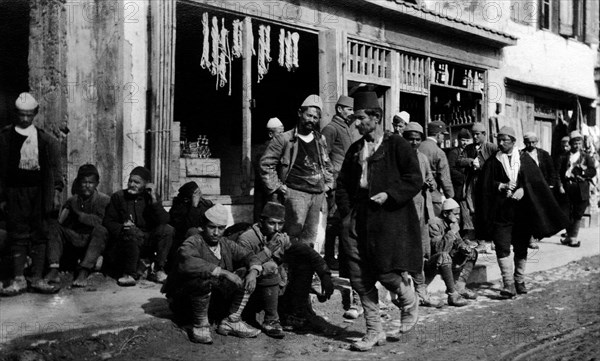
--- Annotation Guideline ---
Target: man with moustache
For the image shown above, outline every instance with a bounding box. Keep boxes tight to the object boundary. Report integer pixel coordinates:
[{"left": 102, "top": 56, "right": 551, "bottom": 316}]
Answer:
[
  {"left": 336, "top": 92, "right": 423, "bottom": 351},
  {"left": 44, "top": 164, "right": 110, "bottom": 287},
  {"left": 0, "top": 93, "right": 64, "bottom": 296},
  {"left": 103, "top": 166, "right": 174, "bottom": 286},
  {"left": 162, "top": 204, "right": 262, "bottom": 344},
  {"left": 259, "top": 95, "right": 334, "bottom": 248}
]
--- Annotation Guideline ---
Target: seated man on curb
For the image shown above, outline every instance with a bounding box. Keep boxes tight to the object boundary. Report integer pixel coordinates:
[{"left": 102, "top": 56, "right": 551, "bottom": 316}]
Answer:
[
  {"left": 45, "top": 164, "right": 110, "bottom": 287},
  {"left": 161, "top": 204, "right": 263, "bottom": 344},
  {"left": 237, "top": 202, "right": 334, "bottom": 338},
  {"left": 168, "top": 181, "right": 213, "bottom": 265},
  {"left": 103, "top": 166, "right": 174, "bottom": 286},
  {"left": 426, "top": 198, "right": 478, "bottom": 307}
]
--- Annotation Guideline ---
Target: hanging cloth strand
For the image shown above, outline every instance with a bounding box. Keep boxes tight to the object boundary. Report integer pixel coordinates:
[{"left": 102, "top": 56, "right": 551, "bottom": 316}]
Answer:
[
  {"left": 210, "top": 16, "right": 219, "bottom": 75},
  {"left": 216, "top": 17, "right": 233, "bottom": 95},
  {"left": 278, "top": 29, "right": 285, "bottom": 67},
  {"left": 291, "top": 32, "right": 300, "bottom": 69},
  {"left": 200, "top": 12, "right": 211, "bottom": 69},
  {"left": 232, "top": 19, "right": 243, "bottom": 58},
  {"left": 284, "top": 31, "right": 293, "bottom": 71},
  {"left": 257, "top": 25, "right": 272, "bottom": 83}
]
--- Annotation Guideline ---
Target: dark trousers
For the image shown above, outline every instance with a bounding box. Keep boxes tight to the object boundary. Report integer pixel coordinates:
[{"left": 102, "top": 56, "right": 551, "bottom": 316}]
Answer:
[
  {"left": 48, "top": 224, "right": 108, "bottom": 270},
  {"left": 564, "top": 182, "right": 589, "bottom": 239},
  {"left": 244, "top": 284, "right": 280, "bottom": 323},
  {"left": 5, "top": 187, "right": 48, "bottom": 279},
  {"left": 279, "top": 261, "right": 315, "bottom": 317},
  {"left": 119, "top": 224, "right": 174, "bottom": 276}
]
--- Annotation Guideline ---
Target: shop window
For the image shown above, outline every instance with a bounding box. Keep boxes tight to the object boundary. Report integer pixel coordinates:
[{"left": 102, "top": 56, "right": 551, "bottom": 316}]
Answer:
[
  {"left": 540, "top": 0, "right": 552, "bottom": 30},
  {"left": 174, "top": 3, "right": 319, "bottom": 196},
  {"left": 347, "top": 40, "right": 391, "bottom": 81},
  {"left": 399, "top": 53, "right": 428, "bottom": 95}
]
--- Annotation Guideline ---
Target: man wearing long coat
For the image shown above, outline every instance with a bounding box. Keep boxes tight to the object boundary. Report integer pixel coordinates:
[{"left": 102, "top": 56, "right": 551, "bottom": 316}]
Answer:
[{"left": 336, "top": 92, "right": 423, "bottom": 351}]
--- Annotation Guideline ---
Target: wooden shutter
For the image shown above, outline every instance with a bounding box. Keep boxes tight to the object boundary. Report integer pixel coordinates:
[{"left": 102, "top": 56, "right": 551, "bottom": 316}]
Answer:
[
  {"left": 585, "top": 0, "right": 599, "bottom": 44},
  {"left": 559, "top": 0, "right": 574, "bottom": 36}
]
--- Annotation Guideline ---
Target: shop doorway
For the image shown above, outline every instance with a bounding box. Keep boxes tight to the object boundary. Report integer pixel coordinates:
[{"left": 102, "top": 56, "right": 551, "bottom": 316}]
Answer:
[
  {"left": 0, "top": 0, "right": 29, "bottom": 127},
  {"left": 399, "top": 92, "right": 426, "bottom": 129}
]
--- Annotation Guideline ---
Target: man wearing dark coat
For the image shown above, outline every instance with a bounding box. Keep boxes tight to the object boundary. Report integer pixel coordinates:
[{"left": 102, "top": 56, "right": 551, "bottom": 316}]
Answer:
[
  {"left": 336, "top": 92, "right": 423, "bottom": 351},
  {"left": 447, "top": 128, "right": 476, "bottom": 241},
  {"left": 0, "top": 93, "right": 64, "bottom": 296},
  {"left": 476, "top": 126, "right": 568, "bottom": 298},
  {"left": 556, "top": 130, "right": 597, "bottom": 247},
  {"left": 521, "top": 131, "right": 560, "bottom": 249},
  {"left": 103, "top": 166, "right": 174, "bottom": 286}
]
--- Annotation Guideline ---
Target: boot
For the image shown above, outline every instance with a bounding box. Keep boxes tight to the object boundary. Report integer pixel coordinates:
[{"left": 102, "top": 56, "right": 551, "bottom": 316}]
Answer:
[
  {"left": 415, "top": 280, "right": 443, "bottom": 308},
  {"left": 566, "top": 220, "right": 582, "bottom": 247},
  {"left": 351, "top": 288, "right": 386, "bottom": 351},
  {"left": 391, "top": 273, "right": 418, "bottom": 334},
  {"left": 514, "top": 257, "right": 528, "bottom": 295},
  {"left": 447, "top": 291, "right": 468, "bottom": 307},
  {"left": 189, "top": 294, "right": 212, "bottom": 344},
  {"left": 498, "top": 257, "right": 516, "bottom": 298},
  {"left": 455, "top": 261, "right": 478, "bottom": 300}
]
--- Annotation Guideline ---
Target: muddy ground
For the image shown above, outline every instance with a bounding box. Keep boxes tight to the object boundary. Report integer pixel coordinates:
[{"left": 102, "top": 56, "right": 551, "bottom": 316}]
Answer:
[{"left": 2, "top": 256, "right": 599, "bottom": 361}]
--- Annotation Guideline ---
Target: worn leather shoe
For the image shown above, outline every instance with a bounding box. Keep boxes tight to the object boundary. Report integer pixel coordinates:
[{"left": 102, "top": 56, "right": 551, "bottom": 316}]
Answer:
[
  {"left": 0, "top": 276, "right": 28, "bottom": 297},
  {"left": 515, "top": 282, "right": 528, "bottom": 294},
  {"left": 117, "top": 275, "right": 137, "bottom": 287},
  {"left": 217, "top": 318, "right": 261, "bottom": 338},
  {"left": 262, "top": 320, "right": 285, "bottom": 339},
  {"left": 351, "top": 331, "right": 386, "bottom": 351},
  {"left": 31, "top": 279, "right": 60, "bottom": 294},
  {"left": 189, "top": 325, "right": 213, "bottom": 344},
  {"left": 448, "top": 292, "right": 468, "bottom": 307},
  {"left": 500, "top": 282, "right": 517, "bottom": 298},
  {"left": 343, "top": 307, "right": 364, "bottom": 319},
  {"left": 419, "top": 295, "right": 444, "bottom": 308}
]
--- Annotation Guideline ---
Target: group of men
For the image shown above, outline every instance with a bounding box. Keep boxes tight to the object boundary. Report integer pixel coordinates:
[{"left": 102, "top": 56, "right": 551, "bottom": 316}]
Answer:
[{"left": 0, "top": 91, "right": 596, "bottom": 352}]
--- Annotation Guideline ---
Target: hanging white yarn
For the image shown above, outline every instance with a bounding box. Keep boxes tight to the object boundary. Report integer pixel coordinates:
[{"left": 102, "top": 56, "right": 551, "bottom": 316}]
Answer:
[
  {"left": 284, "top": 31, "right": 293, "bottom": 71},
  {"left": 257, "top": 25, "right": 272, "bottom": 83},
  {"left": 232, "top": 19, "right": 243, "bottom": 58},
  {"left": 278, "top": 29, "right": 285, "bottom": 67},
  {"left": 210, "top": 16, "right": 219, "bottom": 76},
  {"left": 217, "top": 17, "right": 232, "bottom": 95},
  {"left": 200, "top": 12, "right": 211, "bottom": 69},
  {"left": 291, "top": 32, "right": 299, "bottom": 69}
]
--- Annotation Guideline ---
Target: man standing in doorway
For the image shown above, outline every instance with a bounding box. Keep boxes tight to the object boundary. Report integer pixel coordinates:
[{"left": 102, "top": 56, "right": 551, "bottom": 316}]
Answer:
[
  {"left": 419, "top": 120, "right": 454, "bottom": 216},
  {"left": 336, "top": 92, "right": 422, "bottom": 351},
  {"left": 259, "top": 95, "right": 334, "bottom": 248},
  {"left": 0, "top": 92, "right": 64, "bottom": 295}
]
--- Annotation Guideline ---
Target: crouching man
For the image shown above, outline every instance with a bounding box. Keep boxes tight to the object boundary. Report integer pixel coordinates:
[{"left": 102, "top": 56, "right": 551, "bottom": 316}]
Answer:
[
  {"left": 103, "top": 166, "right": 174, "bottom": 286},
  {"left": 237, "top": 202, "right": 333, "bottom": 338},
  {"left": 426, "top": 199, "right": 478, "bottom": 307},
  {"left": 161, "top": 204, "right": 263, "bottom": 344},
  {"left": 45, "top": 164, "right": 110, "bottom": 287}
]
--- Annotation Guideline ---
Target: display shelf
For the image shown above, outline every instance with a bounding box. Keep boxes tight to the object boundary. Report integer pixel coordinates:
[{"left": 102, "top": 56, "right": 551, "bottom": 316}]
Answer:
[{"left": 431, "top": 82, "right": 483, "bottom": 94}]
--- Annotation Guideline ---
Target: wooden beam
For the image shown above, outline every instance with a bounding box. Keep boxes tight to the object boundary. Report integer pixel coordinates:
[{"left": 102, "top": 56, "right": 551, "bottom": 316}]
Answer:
[{"left": 241, "top": 17, "right": 253, "bottom": 195}]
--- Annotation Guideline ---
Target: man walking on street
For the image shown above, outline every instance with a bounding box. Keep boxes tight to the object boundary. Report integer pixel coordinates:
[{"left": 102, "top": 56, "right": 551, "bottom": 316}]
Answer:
[
  {"left": 419, "top": 120, "right": 454, "bottom": 216},
  {"left": 556, "top": 130, "right": 597, "bottom": 248},
  {"left": 337, "top": 92, "right": 423, "bottom": 351},
  {"left": 0, "top": 93, "right": 64, "bottom": 296}
]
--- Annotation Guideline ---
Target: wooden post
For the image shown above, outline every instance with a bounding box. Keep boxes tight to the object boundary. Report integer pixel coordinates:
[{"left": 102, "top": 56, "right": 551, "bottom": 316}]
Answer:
[
  {"left": 241, "top": 17, "right": 253, "bottom": 195},
  {"left": 318, "top": 29, "right": 345, "bottom": 129},
  {"left": 386, "top": 51, "right": 400, "bottom": 131}
]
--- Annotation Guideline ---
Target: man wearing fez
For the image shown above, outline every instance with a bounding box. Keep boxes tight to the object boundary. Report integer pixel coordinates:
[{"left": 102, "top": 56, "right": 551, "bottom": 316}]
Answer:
[
  {"left": 418, "top": 120, "right": 454, "bottom": 216},
  {"left": 0, "top": 93, "right": 64, "bottom": 295},
  {"left": 477, "top": 126, "right": 567, "bottom": 298},
  {"left": 447, "top": 129, "right": 477, "bottom": 242},
  {"left": 44, "top": 164, "right": 110, "bottom": 287},
  {"left": 392, "top": 111, "right": 410, "bottom": 135},
  {"left": 556, "top": 130, "right": 597, "bottom": 248},
  {"left": 336, "top": 92, "right": 423, "bottom": 351},
  {"left": 161, "top": 204, "right": 262, "bottom": 344},
  {"left": 259, "top": 95, "right": 334, "bottom": 247},
  {"left": 464, "top": 122, "right": 497, "bottom": 254},
  {"left": 403, "top": 122, "right": 443, "bottom": 308},
  {"left": 103, "top": 166, "right": 174, "bottom": 286},
  {"left": 522, "top": 131, "right": 559, "bottom": 249},
  {"left": 253, "top": 117, "right": 285, "bottom": 222},
  {"left": 237, "top": 202, "right": 333, "bottom": 337}
]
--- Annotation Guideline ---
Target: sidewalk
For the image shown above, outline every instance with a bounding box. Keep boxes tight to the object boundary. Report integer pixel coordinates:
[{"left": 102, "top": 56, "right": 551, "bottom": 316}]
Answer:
[{"left": 0, "top": 227, "right": 598, "bottom": 349}]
